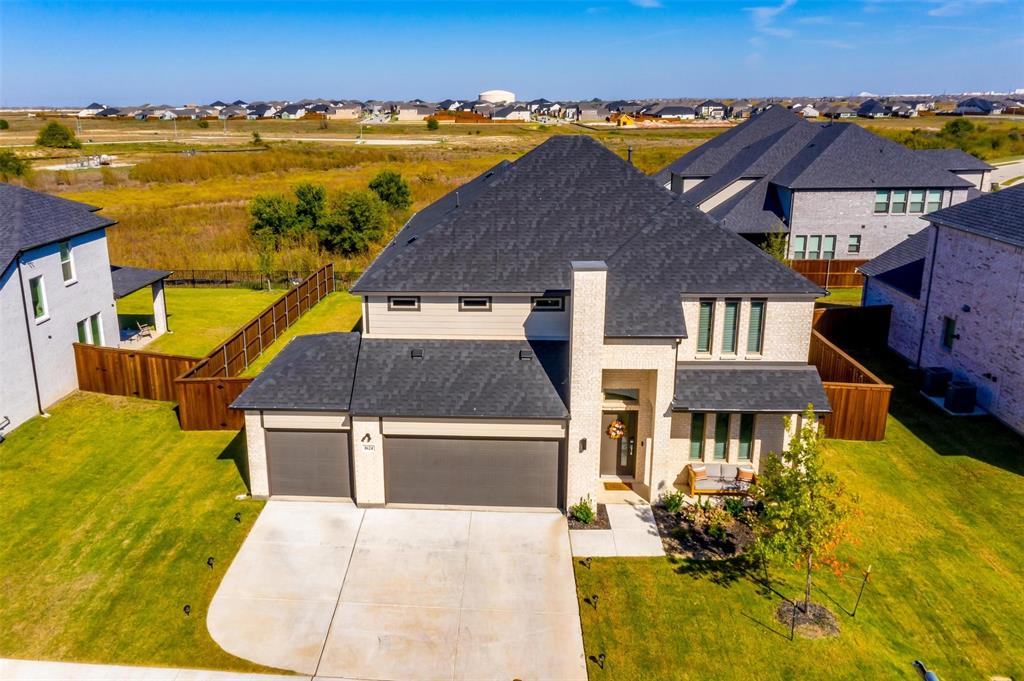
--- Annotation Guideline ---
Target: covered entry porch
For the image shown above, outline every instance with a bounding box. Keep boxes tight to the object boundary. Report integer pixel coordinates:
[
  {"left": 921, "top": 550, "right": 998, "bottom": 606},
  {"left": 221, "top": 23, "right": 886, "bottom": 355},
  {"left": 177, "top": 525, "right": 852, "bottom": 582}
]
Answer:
[{"left": 110, "top": 265, "right": 171, "bottom": 348}]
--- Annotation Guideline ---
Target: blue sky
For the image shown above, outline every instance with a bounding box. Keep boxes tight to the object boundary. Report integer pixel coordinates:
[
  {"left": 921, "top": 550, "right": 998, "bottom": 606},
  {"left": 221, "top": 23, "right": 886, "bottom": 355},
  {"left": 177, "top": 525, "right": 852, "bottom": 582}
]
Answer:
[{"left": 1, "top": 0, "right": 1021, "bottom": 106}]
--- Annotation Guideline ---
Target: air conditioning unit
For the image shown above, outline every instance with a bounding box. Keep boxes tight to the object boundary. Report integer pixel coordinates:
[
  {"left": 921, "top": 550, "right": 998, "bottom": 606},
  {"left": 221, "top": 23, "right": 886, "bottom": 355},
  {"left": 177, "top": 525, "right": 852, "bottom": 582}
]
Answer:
[
  {"left": 921, "top": 367, "right": 953, "bottom": 397},
  {"left": 944, "top": 380, "right": 977, "bottom": 414}
]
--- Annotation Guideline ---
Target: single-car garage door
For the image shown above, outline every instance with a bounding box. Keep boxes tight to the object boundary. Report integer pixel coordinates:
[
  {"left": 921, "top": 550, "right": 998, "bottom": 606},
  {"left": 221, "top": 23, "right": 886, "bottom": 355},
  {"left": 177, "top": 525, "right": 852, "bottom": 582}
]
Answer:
[
  {"left": 266, "top": 430, "right": 352, "bottom": 498},
  {"left": 384, "top": 437, "right": 562, "bottom": 508}
]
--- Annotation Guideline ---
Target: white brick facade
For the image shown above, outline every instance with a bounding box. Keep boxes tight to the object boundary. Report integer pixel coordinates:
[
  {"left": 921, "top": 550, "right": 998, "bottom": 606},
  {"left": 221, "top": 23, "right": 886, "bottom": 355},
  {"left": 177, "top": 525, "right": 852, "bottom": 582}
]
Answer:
[{"left": 863, "top": 277, "right": 924, "bottom": 361}]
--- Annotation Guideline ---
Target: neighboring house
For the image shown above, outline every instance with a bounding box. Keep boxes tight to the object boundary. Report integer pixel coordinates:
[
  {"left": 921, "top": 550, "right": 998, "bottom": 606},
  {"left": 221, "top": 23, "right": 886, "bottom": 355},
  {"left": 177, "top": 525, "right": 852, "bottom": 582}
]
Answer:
[
  {"left": 823, "top": 105, "right": 856, "bottom": 119},
  {"left": 955, "top": 97, "right": 1002, "bottom": 116},
  {"left": 861, "top": 185, "right": 1024, "bottom": 435},
  {"left": 491, "top": 104, "right": 532, "bottom": 122},
  {"left": 94, "top": 107, "right": 122, "bottom": 118},
  {"left": 915, "top": 148, "right": 994, "bottom": 191},
  {"left": 218, "top": 105, "right": 248, "bottom": 119},
  {"left": 246, "top": 104, "right": 277, "bottom": 119},
  {"left": 653, "top": 105, "right": 974, "bottom": 260},
  {"left": 327, "top": 102, "right": 362, "bottom": 119},
  {"left": 161, "top": 108, "right": 198, "bottom": 120},
  {"left": 436, "top": 99, "right": 463, "bottom": 111},
  {"left": 656, "top": 106, "right": 696, "bottom": 120},
  {"left": 0, "top": 185, "right": 119, "bottom": 436},
  {"left": 696, "top": 100, "right": 727, "bottom": 119},
  {"left": 76, "top": 102, "right": 105, "bottom": 118},
  {"left": 231, "top": 135, "right": 829, "bottom": 508},
  {"left": 857, "top": 99, "right": 890, "bottom": 118},
  {"left": 277, "top": 104, "right": 307, "bottom": 120},
  {"left": 207, "top": 100, "right": 228, "bottom": 109},
  {"left": 395, "top": 103, "right": 434, "bottom": 121}
]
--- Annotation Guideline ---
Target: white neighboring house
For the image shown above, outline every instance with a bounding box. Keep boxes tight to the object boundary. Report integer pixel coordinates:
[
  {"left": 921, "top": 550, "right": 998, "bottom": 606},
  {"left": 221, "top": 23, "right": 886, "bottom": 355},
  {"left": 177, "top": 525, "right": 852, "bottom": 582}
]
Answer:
[
  {"left": 490, "top": 104, "right": 532, "bottom": 122},
  {"left": 0, "top": 184, "right": 170, "bottom": 437},
  {"left": 76, "top": 102, "right": 105, "bottom": 118}
]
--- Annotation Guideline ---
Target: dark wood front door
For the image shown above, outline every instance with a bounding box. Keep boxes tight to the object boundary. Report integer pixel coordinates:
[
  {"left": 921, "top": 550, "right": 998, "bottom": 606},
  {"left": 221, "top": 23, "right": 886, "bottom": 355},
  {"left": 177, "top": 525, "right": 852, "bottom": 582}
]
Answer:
[{"left": 600, "top": 411, "right": 638, "bottom": 477}]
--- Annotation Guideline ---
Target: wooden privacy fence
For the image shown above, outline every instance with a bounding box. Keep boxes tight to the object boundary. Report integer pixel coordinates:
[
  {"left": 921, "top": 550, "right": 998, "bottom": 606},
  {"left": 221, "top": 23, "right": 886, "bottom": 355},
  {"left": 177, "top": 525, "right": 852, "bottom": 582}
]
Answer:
[
  {"left": 73, "top": 264, "right": 336, "bottom": 431},
  {"left": 809, "top": 330, "right": 892, "bottom": 440},
  {"left": 74, "top": 344, "right": 199, "bottom": 402},
  {"left": 175, "top": 263, "right": 336, "bottom": 430},
  {"left": 791, "top": 259, "right": 868, "bottom": 288},
  {"left": 813, "top": 305, "right": 892, "bottom": 350}
]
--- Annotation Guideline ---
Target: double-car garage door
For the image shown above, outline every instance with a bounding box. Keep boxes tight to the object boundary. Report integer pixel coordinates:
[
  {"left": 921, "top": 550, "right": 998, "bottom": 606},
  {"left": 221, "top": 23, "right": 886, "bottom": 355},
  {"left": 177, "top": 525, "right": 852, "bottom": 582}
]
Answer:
[
  {"left": 385, "top": 437, "right": 562, "bottom": 508},
  {"left": 265, "top": 430, "right": 562, "bottom": 508}
]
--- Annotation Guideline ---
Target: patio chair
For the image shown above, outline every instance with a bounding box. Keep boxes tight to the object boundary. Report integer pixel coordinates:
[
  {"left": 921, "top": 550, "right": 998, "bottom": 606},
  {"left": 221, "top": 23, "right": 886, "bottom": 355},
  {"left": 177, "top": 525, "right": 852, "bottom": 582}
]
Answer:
[{"left": 137, "top": 321, "right": 153, "bottom": 339}]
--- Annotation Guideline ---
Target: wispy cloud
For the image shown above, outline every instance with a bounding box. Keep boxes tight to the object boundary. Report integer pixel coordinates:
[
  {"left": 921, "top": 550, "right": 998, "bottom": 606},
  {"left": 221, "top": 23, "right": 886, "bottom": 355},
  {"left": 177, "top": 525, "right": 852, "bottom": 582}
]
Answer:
[
  {"left": 927, "top": 0, "right": 1003, "bottom": 17},
  {"left": 747, "top": 0, "right": 797, "bottom": 38},
  {"left": 628, "top": 0, "right": 663, "bottom": 8}
]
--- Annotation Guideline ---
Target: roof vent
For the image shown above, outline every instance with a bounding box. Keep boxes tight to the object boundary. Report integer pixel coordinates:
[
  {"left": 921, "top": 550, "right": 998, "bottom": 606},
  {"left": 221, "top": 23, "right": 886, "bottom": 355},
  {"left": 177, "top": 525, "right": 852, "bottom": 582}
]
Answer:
[
  {"left": 407, "top": 236, "right": 417, "bottom": 244},
  {"left": 519, "top": 349, "right": 533, "bottom": 361},
  {"left": 410, "top": 348, "right": 423, "bottom": 359}
]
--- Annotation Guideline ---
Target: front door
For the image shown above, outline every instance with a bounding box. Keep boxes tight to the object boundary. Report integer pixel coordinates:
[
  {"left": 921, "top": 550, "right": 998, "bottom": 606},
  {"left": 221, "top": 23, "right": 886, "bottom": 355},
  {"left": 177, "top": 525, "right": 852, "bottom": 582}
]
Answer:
[{"left": 600, "top": 411, "right": 637, "bottom": 477}]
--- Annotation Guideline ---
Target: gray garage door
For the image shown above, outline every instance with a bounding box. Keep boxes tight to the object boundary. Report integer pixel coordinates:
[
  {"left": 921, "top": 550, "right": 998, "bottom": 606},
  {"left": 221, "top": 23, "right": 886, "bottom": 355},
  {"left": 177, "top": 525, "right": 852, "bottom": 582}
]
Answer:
[
  {"left": 266, "top": 430, "right": 351, "bottom": 498},
  {"left": 384, "top": 437, "right": 562, "bottom": 508}
]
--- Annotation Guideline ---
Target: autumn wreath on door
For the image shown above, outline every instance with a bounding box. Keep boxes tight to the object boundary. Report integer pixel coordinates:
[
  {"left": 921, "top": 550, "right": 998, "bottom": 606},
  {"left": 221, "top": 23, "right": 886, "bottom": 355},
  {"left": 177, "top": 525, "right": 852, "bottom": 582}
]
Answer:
[{"left": 606, "top": 418, "right": 626, "bottom": 440}]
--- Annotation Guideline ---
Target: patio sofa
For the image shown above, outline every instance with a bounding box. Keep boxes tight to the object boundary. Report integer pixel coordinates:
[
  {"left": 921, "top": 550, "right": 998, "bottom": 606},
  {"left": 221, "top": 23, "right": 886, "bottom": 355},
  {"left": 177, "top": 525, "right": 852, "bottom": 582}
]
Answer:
[{"left": 686, "top": 463, "right": 756, "bottom": 496}]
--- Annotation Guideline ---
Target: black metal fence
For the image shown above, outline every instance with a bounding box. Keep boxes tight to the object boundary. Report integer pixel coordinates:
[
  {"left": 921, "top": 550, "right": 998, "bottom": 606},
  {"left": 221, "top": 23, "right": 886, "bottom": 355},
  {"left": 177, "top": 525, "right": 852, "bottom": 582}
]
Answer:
[{"left": 164, "top": 268, "right": 361, "bottom": 291}]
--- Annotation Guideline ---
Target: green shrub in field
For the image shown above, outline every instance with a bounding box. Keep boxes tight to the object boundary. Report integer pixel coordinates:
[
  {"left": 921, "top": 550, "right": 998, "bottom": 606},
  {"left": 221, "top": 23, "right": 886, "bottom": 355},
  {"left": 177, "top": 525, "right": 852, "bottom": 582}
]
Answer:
[
  {"left": 36, "top": 121, "right": 81, "bottom": 148},
  {"left": 319, "top": 190, "right": 390, "bottom": 255},
  {"left": 426, "top": 117, "right": 439, "bottom": 130},
  {"left": 0, "top": 150, "right": 28, "bottom": 180},
  {"left": 197, "top": 119, "right": 209, "bottom": 129},
  {"left": 369, "top": 169, "right": 412, "bottom": 211},
  {"left": 570, "top": 495, "right": 596, "bottom": 524},
  {"left": 250, "top": 194, "right": 298, "bottom": 239},
  {"left": 0, "top": 119, "right": 9, "bottom": 130}
]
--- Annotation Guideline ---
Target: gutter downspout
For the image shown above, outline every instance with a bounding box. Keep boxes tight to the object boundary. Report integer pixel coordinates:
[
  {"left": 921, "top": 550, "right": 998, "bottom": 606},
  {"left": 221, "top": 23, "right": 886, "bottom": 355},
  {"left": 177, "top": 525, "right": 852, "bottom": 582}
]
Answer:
[
  {"left": 915, "top": 224, "right": 940, "bottom": 368},
  {"left": 15, "top": 258, "right": 45, "bottom": 417}
]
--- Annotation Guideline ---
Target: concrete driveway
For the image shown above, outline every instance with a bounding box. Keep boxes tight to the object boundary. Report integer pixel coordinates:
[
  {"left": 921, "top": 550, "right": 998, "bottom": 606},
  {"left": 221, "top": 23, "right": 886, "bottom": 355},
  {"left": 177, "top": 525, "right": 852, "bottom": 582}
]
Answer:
[{"left": 208, "top": 501, "right": 586, "bottom": 680}]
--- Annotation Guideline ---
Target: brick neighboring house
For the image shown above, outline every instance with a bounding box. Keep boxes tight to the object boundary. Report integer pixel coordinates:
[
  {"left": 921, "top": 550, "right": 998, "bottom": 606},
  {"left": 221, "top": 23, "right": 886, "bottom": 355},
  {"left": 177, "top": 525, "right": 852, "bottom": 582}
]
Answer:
[
  {"left": 861, "top": 185, "right": 1024, "bottom": 435},
  {"left": 231, "top": 136, "right": 830, "bottom": 508},
  {"left": 653, "top": 105, "right": 979, "bottom": 261}
]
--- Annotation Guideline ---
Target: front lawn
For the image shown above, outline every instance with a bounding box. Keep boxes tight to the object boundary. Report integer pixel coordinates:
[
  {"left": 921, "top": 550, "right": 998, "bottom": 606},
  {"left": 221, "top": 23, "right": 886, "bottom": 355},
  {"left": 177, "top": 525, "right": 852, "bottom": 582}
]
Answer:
[
  {"left": 0, "top": 392, "right": 276, "bottom": 672},
  {"left": 241, "top": 291, "right": 362, "bottom": 377},
  {"left": 117, "top": 287, "right": 281, "bottom": 357},
  {"left": 575, "top": 351, "right": 1024, "bottom": 680}
]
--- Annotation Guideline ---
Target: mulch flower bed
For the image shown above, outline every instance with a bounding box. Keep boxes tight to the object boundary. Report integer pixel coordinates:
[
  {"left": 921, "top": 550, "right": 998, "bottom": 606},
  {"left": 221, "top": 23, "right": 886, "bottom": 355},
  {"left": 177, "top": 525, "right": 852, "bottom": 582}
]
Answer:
[
  {"left": 652, "top": 504, "right": 755, "bottom": 559},
  {"left": 568, "top": 503, "right": 611, "bottom": 530},
  {"left": 774, "top": 600, "right": 840, "bottom": 639}
]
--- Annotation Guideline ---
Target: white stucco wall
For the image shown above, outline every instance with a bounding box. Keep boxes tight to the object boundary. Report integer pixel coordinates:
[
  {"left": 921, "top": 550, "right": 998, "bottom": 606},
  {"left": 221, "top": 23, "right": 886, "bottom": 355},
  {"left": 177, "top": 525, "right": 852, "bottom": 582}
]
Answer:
[
  {"left": 918, "top": 226, "right": 1024, "bottom": 434},
  {"left": 1, "top": 230, "right": 117, "bottom": 433},
  {"left": 362, "top": 293, "right": 570, "bottom": 340},
  {"left": 790, "top": 188, "right": 968, "bottom": 261}
]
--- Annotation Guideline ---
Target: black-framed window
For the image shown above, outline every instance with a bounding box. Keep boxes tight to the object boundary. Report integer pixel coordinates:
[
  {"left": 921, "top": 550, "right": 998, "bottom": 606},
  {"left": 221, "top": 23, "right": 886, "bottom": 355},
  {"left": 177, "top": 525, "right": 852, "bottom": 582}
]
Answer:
[
  {"left": 458, "top": 296, "right": 492, "bottom": 311},
  {"left": 738, "top": 413, "right": 755, "bottom": 461},
  {"left": 942, "top": 316, "right": 956, "bottom": 350},
  {"left": 689, "top": 413, "right": 705, "bottom": 461},
  {"left": 387, "top": 296, "right": 420, "bottom": 311},
  {"left": 697, "top": 299, "right": 715, "bottom": 353},
  {"left": 847, "top": 234, "right": 862, "bottom": 254},
  {"left": 531, "top": 296, "right": 564, "bottom": 312},
  {"left": 722, "top": 299, "right": 740, "bottom": 354},
  {"left": 747, "top": 299, "right": 766, "bottom": 354},
  {"left": 713, "top": 413, "right": 730, "bottom": 460}
]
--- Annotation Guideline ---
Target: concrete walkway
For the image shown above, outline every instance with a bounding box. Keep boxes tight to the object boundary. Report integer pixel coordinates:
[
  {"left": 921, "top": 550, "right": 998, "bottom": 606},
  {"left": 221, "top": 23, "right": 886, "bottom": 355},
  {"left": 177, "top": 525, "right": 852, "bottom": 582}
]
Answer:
[
  {"left": 569, "top": 501, "right": 666, "bottom": 557},
  {"left": 208, "top": 501, "right": 586, "bottom": 680},
  {"left": 0, "top": 658, "right": 303, "bottom": 681}
]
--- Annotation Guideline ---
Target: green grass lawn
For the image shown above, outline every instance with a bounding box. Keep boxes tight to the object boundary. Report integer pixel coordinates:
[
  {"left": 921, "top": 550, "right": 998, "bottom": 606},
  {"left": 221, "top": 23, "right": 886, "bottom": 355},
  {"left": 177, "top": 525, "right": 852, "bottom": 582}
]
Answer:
[
  {"left": 816, "top": 286, "right": 862, "bottom": 307},
  {"left": 575, "top": 350, "right": 1024, "bottom": 680},
  {"left": 242, "top": 291, "right": 362, "bottom": 376},
  {"left": 0, "top": 392, "right": 280, "bottom": 672},
  {"left": 117, "top": 287, "right": 282, "bottom": 357}
]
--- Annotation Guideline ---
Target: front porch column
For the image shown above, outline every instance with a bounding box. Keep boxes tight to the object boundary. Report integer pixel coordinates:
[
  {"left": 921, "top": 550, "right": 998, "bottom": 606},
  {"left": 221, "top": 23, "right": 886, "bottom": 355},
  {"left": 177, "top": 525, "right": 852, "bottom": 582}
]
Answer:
[
  {"left": 244, "top": 411, "right": 269, "bottom": 498},
  {"left": 151, "top": 280, "right": 168, "bottom": 334},
  {"left": 566, "top": 261, "right": 607, "bottom": 507}
]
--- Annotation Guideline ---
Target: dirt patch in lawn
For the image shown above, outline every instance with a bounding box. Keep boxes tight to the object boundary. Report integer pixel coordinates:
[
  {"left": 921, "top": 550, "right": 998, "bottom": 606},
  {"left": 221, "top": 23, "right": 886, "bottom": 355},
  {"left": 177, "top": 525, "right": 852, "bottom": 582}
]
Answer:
[
  {"left": 653, "top": 506, "right": 754, "bottom": 559},
  {"left": 775, "top": 600, "right": 841, "bottom": 639},
  {"left": 568, "top": 503, "right": 611, "bottom": 530}
]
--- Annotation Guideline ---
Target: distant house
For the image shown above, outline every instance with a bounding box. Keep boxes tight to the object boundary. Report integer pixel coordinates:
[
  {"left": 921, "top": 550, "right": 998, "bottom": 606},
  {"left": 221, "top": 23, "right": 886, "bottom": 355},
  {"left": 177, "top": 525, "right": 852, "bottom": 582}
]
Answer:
[
  {"left": 655, "top": 106, "right": 696, "bottom": 120},
  {"left": 823, "top": 105, "right": 856, "bottom": 119},
  {"left": 730, "top": 101, "right": 754, "bottom": 118},
  {"left": 955, "top": 97, "right": 1002, "bottom": 116},
  {"left": 791, "top": 103, "right": 820, "bottom": 118},
  {"left": 218, "top": 106, "right": 248, "bottom": 119},
  {"left": 653, "top": 106, "right": 975, "bottom": 260},
  {"left": 491, "top": 105, "right": 532, "bottom": 122},
  {"left": 246, "top": 104, "right": 277, "bottom": 119},
  {"left": 395, "top": 103, "right": 434, "bottom": 121},
  {"left": 436, "top": 99, "right": 463, "bottom": 112},
  {"left": 277, "top": 104, "right": 307, "bottom": 120},
  {"left": 861, "top": 186, "right": 1024, "bottom": 435},
  {"left": 577, "top": 104, "right": 606, "bottom": 121},
  {"left": 161, "top": 108, "right": 198, "bottom": 120},
  {"left": 857, "top": 99, "right": 890, "bottom": 118},
  {"left": 94, "top": 107, "right": 122, "bottom": 118},
  {"left": 915, "top": 148, "right": 994, "bottom": 191},
  {"left": 527, "top": 98, "right": 552, "bottom": 113},
  {"left": 231, "top": 99, "right": 248, "bottom": 107},
  {"left": 696, "top": 100, "right": 727, "bottom": 119},
  {"left": 76, "top": 102, "right": 105, "bottom": 118},
  {"left": 207, "top": 100, "right": 228, "bottom": 110},
  {"left": 327, "top": 102, "right": 362, "bottom": 120}
]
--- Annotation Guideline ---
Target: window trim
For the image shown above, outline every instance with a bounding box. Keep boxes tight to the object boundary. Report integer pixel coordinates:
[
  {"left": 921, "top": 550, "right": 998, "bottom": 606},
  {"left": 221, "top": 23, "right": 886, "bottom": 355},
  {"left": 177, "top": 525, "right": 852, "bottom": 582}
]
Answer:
[
  {"left": 822, "top": 235, "right": 836, "bottom": 260},
  {"left": 697, "top": 299, "right": 716, "bottom": 354},
  {"left": 847, "top": 234, "right": 862, "bottom": 254},
  {"left": 29, "top": 275, "right": 49, "bottom": 322},
  {"left": 738, "top": 413, "right": 755, "bottom": 461},
  {"left": 874, "top": 190, "right": 891, "bottom": 214},
  {"left": 792, "top": 235, "right": 807, "bottom": 260},
  {"left": 722, "top": 298, "right": 740, "bottom": 355},
  {"left": 531, "top": 296, "right": 565, "bottom": 312},
  {"left": 689, "top": 413, "right": 706, "bottom": 461},
  {"left": 90, "top": 312, "right": 104, "bottom": 346},
  {"left": 925, "top": 189, "right": 943, "bottom": 213},
  {"left": 890, "top": 189, "right": 908, "bottom": 214},
  {"left": 458, "top": 296, "right": 492, "bottom": 312},
  {"left": 387, "top": 296, "right": 421, "bottom": 311},
  {"left": 747, "top": 299, "right": 766, "bottom": 355},
  {"left": 77, "top": 318, "right": 91, "bottom": 344},
  {"left": 807, "top": 234, "right": 822, "bottom": 260},
  {"left": 941, "top": 316, "right": 956, "bottom": 350},
  {"left": 713, "top": 413, "right": 730, "bottom": 461},
  {"left": 59, "top": 241, "right": 77, "bottom": 285},
  {"left": 908, "top": 189, "right": 925, "bottom": 214}
]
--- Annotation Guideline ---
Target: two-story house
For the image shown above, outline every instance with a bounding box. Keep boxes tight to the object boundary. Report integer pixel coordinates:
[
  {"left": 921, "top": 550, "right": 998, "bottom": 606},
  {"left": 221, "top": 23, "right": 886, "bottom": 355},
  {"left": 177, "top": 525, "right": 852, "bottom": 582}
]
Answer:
[
  {"left": 231, "top": 136, "right": 829, "bottom": 510},
  {"left": 861, "top": 185, "right": 1024, "bottom": 435},
  {"left": 653, "top": 105, "right": 983, "bottom": 261},
  {"left": 1, "top": 185, "right": 121, "bottom": 434}
]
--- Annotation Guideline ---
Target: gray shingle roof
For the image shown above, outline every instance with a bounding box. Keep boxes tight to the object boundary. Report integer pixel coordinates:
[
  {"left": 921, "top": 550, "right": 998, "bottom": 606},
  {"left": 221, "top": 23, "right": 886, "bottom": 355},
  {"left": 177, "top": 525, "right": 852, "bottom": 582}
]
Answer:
[
  {"left": 351, "top": 339, "right": 569, "bottom": 419},
  {"left": 110, "top": 265, "right": 173, "bottom": 299},
  {"left": 859, "top": 229, "right": 929, "bottom": 298},
  {"left": 925, "top": 184, "right": 1024, "bottom": 248},
  {"left": 352, "top": 135, "right": 821, "bottom": 337},
  {"left": 672, "top": 363, "right": 831, "bottom": 413},
  {"left": 915, "top": 148, "right": 994, "bottom": 172},
  {"left": 231, "top": 333, "right": 361, "bottom": 412},
  {"left": 0, "top": 183, "right": 115, "bottom": 275},
  {"left": 772, "top": 123, "right": 973, "bottom": 190}
]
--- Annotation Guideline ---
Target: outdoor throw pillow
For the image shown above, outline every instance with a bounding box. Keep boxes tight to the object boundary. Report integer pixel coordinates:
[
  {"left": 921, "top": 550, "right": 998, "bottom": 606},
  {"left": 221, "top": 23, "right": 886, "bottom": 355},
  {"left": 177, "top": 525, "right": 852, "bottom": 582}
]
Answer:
[{"left": 737, "top": 467, "right": 755, "bottom": 483}]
